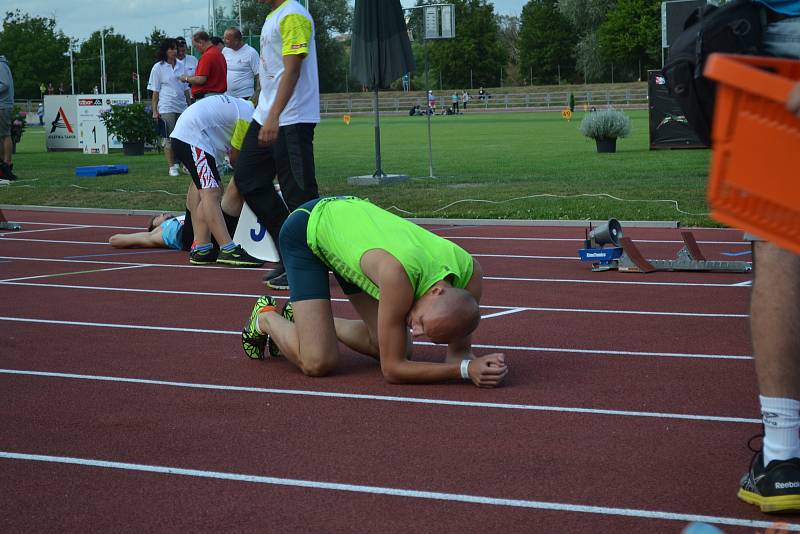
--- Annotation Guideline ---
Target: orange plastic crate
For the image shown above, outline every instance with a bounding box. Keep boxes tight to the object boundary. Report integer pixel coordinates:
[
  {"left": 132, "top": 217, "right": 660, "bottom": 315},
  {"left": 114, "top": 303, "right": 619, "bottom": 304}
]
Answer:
[{"left": 704, "top": 53, "right": 800, "bottom": 254}]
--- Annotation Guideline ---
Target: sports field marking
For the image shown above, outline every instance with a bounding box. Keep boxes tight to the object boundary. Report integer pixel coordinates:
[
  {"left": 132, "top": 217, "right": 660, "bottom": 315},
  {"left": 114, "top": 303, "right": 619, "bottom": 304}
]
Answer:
[
  {"left": 0, "top": 256, "right": 264, "bottom": 272},
  {"left": 0, "top": 256, "right": 751, "bottom": 287},
  {"left": 0, "top": 226, "right": 88, "bottom": 237},
  {"left": 481, "top": 308, "right": 527, "bottom": 319},
  {"left": 0, "top": 237, "right": 109, "bottom": 245},
  {"left": 0, "top": 281, "right": 746, "bottom": 318},
  {"left": 64, "top": 250, "right": 175, "bottom": 260},
  {"left": 0, "top": 265, "right": 147, "bottom": 283},
  {"left": 2, "top": 452, "right": 789, "bottom": 530},
  {"left": 9, "top": 221, "right": 142, "bottom": 230},
  {"left": 6, "top": 220, "right": 745, "bottom": 244},
  {"left": 731, "top": 280, "right": 753, "bottom": 287},
  {"left": 486, "top": 275, "right": 750, "bottom": 288},
  {"left": 0, "top": 369, "right": 761, "bottom": 423},
  {"left": 0, "top": 316, "right": 752, "bottom": 360},
  {"left": 451, "top": 236, "right": 748, "bottom": 245}
]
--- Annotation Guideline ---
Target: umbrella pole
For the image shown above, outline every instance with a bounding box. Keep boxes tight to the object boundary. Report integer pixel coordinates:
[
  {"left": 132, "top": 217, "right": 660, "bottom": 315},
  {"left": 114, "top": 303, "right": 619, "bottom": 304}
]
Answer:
[{"left": 373, "top": 87, "right": 385, "bottom": 178}]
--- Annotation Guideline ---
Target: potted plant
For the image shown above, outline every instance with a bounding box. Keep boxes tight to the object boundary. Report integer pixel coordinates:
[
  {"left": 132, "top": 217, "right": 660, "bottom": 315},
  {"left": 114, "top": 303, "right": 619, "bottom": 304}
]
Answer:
[
  {"left": 579, "top": 108, "right": 632, "bottom": 153},
  {"left": 100, "top": 102, "right": 159, "bottom": 156}
]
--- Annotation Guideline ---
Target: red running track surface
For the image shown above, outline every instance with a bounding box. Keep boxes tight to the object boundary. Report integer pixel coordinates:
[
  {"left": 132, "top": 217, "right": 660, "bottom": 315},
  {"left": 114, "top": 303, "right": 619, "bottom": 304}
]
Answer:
[{"left": 0, "top": 208, "right": 792, "bottom": 533}]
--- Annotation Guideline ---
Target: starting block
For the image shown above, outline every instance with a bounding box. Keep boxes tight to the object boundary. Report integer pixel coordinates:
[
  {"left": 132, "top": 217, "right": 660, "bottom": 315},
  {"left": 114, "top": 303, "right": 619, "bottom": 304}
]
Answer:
[
  {"left": 579, "top": 220, "right": 751, "bottom": 273},
  {"left": 233, "top": 202, "right": 280, "bottom": 263}
]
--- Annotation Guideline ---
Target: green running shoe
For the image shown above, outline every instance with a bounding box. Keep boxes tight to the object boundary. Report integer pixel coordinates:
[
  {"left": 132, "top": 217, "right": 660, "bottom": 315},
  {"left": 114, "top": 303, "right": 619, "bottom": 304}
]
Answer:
[
  {"left": 216, "top": 244, "right": 264, "bottom": 267},
  {"left": 190, "top": 247, "right": 218, "bottom": 265},
  {"left": 281, "top": 300, "right": 294, "bottom": 322},
  {"left": 241, "top": 295, "right": 276, "bottom": 359}
]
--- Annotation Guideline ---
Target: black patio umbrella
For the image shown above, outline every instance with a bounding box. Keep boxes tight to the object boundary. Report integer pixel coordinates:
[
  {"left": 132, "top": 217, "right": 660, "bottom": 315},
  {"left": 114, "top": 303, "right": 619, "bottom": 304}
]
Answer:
[{"left": 350, "top": 0, "right": 414, "bottom": 178}]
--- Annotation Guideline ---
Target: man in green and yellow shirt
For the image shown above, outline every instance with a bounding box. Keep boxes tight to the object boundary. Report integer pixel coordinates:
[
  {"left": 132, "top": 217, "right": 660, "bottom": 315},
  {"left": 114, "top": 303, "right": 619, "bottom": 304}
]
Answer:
[{"left": 242, "top": 197, "right": 508, "bottom": 387}]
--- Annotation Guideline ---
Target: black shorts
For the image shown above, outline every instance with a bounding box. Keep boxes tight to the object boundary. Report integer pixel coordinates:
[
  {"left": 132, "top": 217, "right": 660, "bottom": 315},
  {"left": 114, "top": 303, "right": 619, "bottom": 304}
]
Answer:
[
  {"left": 180, "top": 209, "right": 194, "bottom": 251},
  {"left": 171, "top": 138, "right": 221, "bottom": 190},
  {"left": 280, "top": 197, "right": 361, "bottom": 302}
]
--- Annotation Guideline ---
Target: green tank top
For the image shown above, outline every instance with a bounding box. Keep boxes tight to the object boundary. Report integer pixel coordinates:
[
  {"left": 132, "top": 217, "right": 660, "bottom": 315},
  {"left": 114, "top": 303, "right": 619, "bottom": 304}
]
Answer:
[{"left": 307, "top": 197, "right": 474, "bottom": 300}]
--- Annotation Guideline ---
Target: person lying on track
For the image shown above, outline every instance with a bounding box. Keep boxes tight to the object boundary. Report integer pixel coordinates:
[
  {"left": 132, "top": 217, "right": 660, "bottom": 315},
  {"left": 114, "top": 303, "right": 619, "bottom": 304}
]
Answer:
[
  {"left": 109, "top": 210, "right": 193, "bottom": 250},
  {"left": 241, "top": 196, "right": 508, "bottom": 388}
]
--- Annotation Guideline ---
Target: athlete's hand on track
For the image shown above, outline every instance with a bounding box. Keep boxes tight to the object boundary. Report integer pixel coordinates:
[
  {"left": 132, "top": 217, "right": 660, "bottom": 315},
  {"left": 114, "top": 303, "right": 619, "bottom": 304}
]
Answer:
[{"left": 468, "top": 353, "right": 508, "bottom": 388}]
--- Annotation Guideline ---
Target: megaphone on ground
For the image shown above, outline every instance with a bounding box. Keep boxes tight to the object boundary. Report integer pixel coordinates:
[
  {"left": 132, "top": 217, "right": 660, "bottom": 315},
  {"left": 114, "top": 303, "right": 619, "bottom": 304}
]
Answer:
[{"left": 589, "top": 219, "right": 623, "bottom": 247}]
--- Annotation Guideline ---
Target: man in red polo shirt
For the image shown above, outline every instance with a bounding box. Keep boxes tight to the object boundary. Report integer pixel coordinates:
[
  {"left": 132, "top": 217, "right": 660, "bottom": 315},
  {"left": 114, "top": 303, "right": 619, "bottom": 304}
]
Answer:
[{"left": 179, "top": 31, "right": 227, "bottom": 100}]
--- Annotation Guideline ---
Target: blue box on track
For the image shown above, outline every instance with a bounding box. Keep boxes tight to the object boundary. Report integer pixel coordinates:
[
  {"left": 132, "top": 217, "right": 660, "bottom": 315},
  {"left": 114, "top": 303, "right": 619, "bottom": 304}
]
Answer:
[{"left": 75, "top": 165, "right": 129, "bottom": 177}]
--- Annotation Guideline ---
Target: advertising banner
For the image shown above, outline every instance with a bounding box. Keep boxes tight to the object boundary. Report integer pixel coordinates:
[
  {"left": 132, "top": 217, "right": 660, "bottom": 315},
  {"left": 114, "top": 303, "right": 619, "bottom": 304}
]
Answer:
[
  {"left": 77, "top": 94, "right": 134, "bottom": 150},
  {"left": 45, "top": 95, "right": 79, "bottom": 150}
]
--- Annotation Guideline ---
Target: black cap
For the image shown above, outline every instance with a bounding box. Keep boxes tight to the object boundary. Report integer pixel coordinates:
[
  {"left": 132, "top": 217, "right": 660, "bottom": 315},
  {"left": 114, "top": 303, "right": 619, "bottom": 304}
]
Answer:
[{"left": 176, "top": 37, "right": 187, "bottom": 45}]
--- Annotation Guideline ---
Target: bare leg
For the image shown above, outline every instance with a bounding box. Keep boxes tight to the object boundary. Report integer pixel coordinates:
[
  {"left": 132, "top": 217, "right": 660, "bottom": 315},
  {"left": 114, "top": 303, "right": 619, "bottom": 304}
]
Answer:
[
  {"left": 165, "top": 141, "right": 175, "bottom": 167},
  {"left": 259, "top": 299, "right": 339, "bottom": 377},
  {"left": 221, "top": 177, "right": 244, "bottom": 217},
  {"left": 198, "top": 187, "right": 232, "bottom": 245},
  {"left": 1, "top": 136, "right": 11, "bottom": 165},
  {"left": 335, "top": 292, "right": 412, "bottom": 359},
  {"left": 751, "top": 242, "right": 800, "bottom": 398}
]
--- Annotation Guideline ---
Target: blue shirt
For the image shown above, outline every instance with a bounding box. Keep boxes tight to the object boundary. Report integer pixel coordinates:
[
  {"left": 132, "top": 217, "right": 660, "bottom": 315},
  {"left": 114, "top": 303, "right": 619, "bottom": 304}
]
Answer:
[
  {"left": 161, "top": 216, "right": 185, "bottom": 250},
  {"left": 758, "top": 0, "right": 800, "bottom": 16}
]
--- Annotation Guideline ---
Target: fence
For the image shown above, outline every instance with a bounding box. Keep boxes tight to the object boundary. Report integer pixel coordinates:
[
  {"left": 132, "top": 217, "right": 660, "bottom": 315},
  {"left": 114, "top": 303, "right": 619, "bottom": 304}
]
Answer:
[
  {"left": 320, "top": 88, "right": 649, "bottom": 115},
  {"left": 15, "top": 87, "right": 649, "bottom": 124}
]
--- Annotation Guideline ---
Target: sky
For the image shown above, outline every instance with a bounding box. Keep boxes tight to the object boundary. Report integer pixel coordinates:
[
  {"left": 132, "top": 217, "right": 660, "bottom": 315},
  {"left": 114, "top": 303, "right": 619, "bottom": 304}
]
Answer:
[{"left": 2, "top": 0, "right": 528, "bottom": 43}]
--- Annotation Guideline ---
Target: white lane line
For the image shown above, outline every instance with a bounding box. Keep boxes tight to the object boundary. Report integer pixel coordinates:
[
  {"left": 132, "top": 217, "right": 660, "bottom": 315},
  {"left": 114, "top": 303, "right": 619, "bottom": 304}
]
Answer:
[
  {"left": 0, "top": 265, "right": 146, "bottom": 283},
  {"left": 731, "top": 280, "right": 753, "bottom": 287},
  {"left": 0, "top": 369, "right": 761, "bottom": 424},
  {"left": 486, "top": 276, "right": 750, "bottom": 288},
  {"left": 0, "top": 282, "right": 746, "bottom": 319},
  {"left": 6, "top": 221, "right": 746, "bottom": 244},
  {"left": 0, "top": 257, "right": 751, "bottom": 288},
  {"left": 458, "top": 237, "right": 748, "bottom": 245},
  {"left": 0, "top": 237, "right": 109, "bottom": 245},
  {"left": 10, "top": 221, "right": 141, "bottom": 230},
  {"left": 475, "top": 253, "right": 577, "bottom": 260},
  {"left": 0, "top": 226, "right": 88, "bottom": 237},
  {"left": 0, "top": 256, "right": 265, "bottom": 272},
  {"left": 0, "top": 317, "right": 752, "bottom": 361},
  {"left": 481, "top": 308, "right": 526, "bottom": 319},
  {"left": 1, "top": 452, "right": 789, "bottom": 531}
]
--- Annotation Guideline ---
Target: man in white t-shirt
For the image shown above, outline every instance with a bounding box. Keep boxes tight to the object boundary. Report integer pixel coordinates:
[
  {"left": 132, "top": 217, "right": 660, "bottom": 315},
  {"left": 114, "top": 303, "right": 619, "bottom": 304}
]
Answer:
[
  {"left": 147, "top": 38, "right": 191, "bottom": 177},
  {"left": 170, "top": 94, "right": 262, "bottom": 267},
  {"left": 222, "top": 27, "right": 260, "bottom": 102},
  {"left": 176, "top": 37, "right": 199, "bottom": 98},
  {"left": 234, "top": 0, "right": 321, "bottom": 291}
]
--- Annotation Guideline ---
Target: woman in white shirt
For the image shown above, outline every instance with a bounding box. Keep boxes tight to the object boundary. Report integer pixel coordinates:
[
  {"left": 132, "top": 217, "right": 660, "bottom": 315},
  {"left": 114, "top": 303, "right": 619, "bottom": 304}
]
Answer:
[{"left": 147, "top": 38, "right": 191, "bottom": 176}]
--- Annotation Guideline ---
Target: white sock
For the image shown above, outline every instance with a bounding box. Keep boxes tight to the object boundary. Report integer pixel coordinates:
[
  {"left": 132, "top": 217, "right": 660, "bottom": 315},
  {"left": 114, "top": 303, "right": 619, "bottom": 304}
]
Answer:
[{"left": 760, "top": 395, "right": 800, "bottom": 465}]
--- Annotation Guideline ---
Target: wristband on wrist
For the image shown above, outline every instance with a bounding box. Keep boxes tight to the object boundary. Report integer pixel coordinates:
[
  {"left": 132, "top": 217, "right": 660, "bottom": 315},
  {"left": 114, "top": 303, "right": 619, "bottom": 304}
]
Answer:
[{"left": 460, "top": 359, "right": 471, "bottom": 380}]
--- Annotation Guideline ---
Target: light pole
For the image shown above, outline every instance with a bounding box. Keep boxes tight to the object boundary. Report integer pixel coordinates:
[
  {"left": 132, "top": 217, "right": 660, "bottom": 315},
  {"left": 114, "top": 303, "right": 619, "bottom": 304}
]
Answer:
[
  {"left": 63, "top": 49, "right": 75, "bottom": 94},
  {"left": 100, "top": 30, "right": 107, "bottom": 94}
]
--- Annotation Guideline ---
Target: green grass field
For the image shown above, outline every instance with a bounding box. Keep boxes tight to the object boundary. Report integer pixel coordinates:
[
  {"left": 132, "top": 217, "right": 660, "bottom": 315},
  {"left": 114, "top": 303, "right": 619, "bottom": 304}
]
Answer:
[{"left": 1, "top": 110, "right": 715, "bottom": 225}]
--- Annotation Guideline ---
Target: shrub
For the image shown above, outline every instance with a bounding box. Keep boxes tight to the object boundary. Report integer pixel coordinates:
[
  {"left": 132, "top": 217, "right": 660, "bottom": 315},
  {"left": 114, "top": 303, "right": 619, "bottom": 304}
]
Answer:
[
  {"left": 100, "top": 102, "right": 159, "bottom": 145},
  {"left": 579, "top": 109, "right": 632, "bottom": 140}
]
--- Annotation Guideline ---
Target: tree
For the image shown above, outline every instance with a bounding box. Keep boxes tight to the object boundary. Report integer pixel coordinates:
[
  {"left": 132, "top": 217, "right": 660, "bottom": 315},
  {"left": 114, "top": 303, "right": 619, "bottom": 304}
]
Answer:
[
  {"left": 76, "top": 29, "right": 136, "bottom": 95},
  {"left": 0, "top": 10, "right": 71, "bottom": 99},
  {"left": 417, "top": 0, "right": 507, "bottom": 90},
  {"left": 518, "top": 0, "right": 576, "bottom": 85},
  {"left": 557, "top": 0, "right": 615, "bottom": 35},
  {"left": 239, "top": 0, "right": 352, "bottom": 93},
  {"left": 558, "top": 0, "right": 615, "bottom": 83},
  {"left": 597, "top": 0, "right": 660, "bottom": 81}
]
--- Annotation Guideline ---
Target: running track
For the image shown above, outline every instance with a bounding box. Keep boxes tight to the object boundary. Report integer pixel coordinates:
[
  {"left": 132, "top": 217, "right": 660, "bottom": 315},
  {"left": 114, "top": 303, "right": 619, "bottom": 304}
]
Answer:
[{"left": 0, "top": 208, "right": 794, "bottom": 533}]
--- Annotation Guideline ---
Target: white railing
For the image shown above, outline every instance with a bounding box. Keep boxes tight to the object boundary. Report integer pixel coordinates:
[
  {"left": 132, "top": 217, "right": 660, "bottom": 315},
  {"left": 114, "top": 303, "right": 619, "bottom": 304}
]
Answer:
[{"left": 320, "top": 89, "right": 649, "bottom": 115}]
